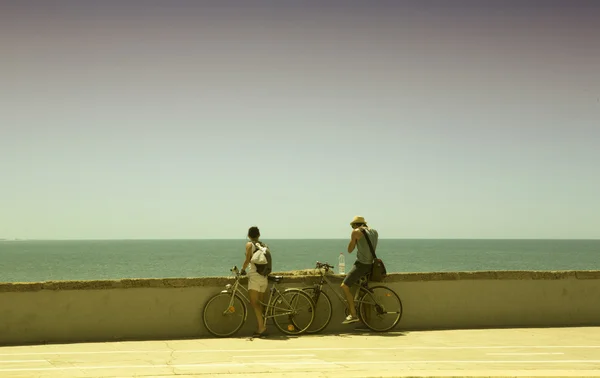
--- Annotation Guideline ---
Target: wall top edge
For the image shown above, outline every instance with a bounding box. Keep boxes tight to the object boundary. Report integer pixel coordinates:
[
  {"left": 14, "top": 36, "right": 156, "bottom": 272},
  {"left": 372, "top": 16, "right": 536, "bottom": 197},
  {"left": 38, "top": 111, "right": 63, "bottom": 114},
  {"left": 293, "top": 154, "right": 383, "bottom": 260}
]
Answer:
[{"left": 2, "top": 270, "right": 599, "bottom": 292}]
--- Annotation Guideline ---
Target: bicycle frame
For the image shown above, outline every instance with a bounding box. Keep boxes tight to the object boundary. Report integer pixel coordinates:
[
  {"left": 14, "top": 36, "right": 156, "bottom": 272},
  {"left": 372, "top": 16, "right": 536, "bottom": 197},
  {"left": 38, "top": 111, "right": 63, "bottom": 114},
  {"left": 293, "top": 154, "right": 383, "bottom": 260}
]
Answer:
[
  {"left": 220, "top": 267, "right": 301, "bottom": 325},
  {"left": 311, "top": 266, "right": 373, "bottom": 311},
  {"left": 303, "top": 262, "right": 402, "bottom": 333}
]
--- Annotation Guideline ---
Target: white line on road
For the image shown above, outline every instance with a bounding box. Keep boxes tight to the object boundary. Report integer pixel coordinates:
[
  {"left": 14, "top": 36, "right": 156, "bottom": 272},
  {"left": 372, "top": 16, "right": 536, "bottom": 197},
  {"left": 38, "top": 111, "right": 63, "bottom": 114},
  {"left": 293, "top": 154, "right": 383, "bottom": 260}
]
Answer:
[
  {"left": 233, "top": 354, "right": 317, "bottom": 358},
  {"left": 1, "top": 359, "right": 600, "bottom": 372},
  {"left": 487, "top": 352, "right": 565, "bottom": 356},
  {"left": 0, "top": 360, "right": 47, "bottom": 363},
  {"left": 1, "top": 345, "right": 599, "bottom": 356}
]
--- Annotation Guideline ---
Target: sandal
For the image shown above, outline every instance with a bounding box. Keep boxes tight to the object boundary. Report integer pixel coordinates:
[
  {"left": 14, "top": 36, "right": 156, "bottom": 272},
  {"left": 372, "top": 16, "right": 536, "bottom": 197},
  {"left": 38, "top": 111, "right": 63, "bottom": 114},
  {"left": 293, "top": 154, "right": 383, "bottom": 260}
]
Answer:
[{"left": 252, "top": 330, "right": 269, "bottom": 338}]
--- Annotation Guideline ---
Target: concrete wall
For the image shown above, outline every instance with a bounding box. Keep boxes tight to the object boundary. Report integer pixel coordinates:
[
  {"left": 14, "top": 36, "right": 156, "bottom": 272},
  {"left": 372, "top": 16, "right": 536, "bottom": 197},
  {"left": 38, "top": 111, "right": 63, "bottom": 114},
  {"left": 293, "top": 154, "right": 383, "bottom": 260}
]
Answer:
[{"left": 1, "top": 270, "right": 599, "bottom": 346}]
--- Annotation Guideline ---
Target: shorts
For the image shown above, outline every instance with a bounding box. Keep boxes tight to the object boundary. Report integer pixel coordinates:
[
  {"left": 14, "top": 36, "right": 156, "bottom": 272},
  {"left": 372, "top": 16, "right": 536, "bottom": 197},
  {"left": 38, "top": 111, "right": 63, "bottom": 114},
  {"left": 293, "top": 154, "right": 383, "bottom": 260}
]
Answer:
[
  {"left": 342, "top": 261, "right": 372, "bottom": 287},
  {"left": 248, "top": 273, "right": 268, "bottom": 293}
]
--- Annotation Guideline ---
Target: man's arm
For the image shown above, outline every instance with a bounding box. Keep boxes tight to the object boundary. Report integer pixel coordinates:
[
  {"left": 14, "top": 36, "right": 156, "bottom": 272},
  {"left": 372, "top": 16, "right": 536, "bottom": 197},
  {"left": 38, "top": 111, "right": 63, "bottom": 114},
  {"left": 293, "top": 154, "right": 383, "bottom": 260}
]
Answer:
[{"left": 347, "top": 228, "right": 363, "bottom": 253}]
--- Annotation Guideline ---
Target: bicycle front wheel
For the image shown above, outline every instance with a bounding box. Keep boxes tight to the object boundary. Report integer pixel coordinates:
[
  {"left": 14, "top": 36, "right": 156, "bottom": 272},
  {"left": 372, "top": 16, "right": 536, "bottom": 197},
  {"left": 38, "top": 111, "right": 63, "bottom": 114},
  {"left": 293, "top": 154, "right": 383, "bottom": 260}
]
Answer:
[
  {"left": 358, "top": 286, "right": 403, "bottom": 332},
  {"left": 302, "top": 287, "right": 332, "bottom": 334},
  {"left": 203, "top": 292, "right": 247, "bottom": 337},
  {"left": 271, "top": 289, "right": 315, "bottom": 335}
]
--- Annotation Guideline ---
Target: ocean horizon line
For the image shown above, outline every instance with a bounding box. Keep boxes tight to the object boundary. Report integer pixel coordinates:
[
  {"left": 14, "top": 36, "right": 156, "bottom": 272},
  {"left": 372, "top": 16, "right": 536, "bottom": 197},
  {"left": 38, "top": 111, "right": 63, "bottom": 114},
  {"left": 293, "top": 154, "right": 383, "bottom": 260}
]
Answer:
[
  {"left": 2, "top": 238, "right": 598, "bottom": 282},
  {"left": 1, "top": 237, "right": 599, "bottom": 242}
]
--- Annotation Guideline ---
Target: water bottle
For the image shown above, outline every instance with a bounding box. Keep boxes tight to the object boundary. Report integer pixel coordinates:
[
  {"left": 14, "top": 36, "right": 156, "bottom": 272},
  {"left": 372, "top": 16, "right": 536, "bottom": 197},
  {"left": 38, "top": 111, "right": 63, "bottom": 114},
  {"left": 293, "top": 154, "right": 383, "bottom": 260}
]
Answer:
[{"left": 338, "top": 252, "right": 346, "bottom": 274}]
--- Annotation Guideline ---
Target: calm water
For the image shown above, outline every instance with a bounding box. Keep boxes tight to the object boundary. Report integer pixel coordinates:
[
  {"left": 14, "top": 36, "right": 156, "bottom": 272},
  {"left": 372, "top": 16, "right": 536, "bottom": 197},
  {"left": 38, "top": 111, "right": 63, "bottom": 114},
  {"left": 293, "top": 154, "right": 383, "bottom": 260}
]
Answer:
[{"left": 1, "top": 239, "right": 599, "bottom": 283}]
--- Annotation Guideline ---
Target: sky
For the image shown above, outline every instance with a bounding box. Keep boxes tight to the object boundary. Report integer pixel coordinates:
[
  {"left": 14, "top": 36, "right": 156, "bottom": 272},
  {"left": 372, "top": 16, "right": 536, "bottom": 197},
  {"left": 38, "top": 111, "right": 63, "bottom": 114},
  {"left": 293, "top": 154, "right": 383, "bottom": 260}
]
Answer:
[{"left": 1, "top": 1, "right": 599, "bottom": 240}]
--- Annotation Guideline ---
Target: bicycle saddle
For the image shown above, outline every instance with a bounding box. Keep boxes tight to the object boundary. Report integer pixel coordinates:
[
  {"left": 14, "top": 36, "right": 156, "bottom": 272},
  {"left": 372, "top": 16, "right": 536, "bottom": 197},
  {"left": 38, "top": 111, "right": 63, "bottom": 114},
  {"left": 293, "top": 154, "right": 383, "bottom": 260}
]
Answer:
[{"left": 267, "top": 275, "right": 284, "bottom": 283}]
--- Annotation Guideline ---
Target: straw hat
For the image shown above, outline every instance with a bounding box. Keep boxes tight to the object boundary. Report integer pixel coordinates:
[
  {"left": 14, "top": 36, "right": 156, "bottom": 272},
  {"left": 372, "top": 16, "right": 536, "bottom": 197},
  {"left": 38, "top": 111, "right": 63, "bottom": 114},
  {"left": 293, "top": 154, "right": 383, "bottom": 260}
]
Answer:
[{"left": 350, "top": 216, "right": 367, "bottom": 226}]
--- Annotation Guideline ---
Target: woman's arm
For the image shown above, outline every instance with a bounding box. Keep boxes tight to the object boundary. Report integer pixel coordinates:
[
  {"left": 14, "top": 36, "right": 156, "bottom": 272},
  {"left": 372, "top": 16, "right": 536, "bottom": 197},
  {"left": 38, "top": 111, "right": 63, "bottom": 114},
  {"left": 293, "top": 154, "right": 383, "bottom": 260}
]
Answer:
[{"left": 241, "top": 242, "right": 253, "bottom": 272}]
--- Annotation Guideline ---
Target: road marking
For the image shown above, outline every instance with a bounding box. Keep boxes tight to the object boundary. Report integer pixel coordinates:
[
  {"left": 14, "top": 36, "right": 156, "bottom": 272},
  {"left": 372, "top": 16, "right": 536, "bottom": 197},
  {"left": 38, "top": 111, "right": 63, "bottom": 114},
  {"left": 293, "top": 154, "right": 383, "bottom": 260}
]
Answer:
[
  {"left": 487, "top": 352, "right": 565, "bottom": 356},
  {"left": 1, "top": 359, "right": 600, "bottom": 372},
  {"left": 1, "top": 345, "right": 599, "bottom": 356},
  {"left": 0, "top": 360, "right": 47, "bottom": 363},
  {"left": 233, "top": 354, "right": 316, "bottom": 358}
]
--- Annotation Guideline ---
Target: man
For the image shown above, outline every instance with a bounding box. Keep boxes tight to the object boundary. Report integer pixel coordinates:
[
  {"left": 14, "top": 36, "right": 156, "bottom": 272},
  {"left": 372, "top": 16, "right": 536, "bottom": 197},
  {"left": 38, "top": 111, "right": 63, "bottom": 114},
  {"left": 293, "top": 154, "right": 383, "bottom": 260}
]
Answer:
[{"left": 341, "top": 215, "right": 378, "bottom": 324}]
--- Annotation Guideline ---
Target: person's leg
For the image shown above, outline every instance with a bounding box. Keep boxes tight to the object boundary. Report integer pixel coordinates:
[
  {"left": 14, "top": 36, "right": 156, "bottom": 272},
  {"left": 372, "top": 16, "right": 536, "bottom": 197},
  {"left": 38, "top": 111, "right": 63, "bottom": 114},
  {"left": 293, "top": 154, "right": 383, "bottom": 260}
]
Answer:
[
  {"left": 249, "top": 289, "right": 266, "bottom": 333},
  {"left": 258, "top": 291, "right": 265, "bottom": 310},
  {"left": 258, "top": 277, "right": 269, "bottom": 331},
  {"left": 341, "top": 283, "right": 357, "bottom": 318},
  {"left": 248, "top": 276, "right": 268, "bottom": 334},
  {"left": 340, "top": 263, "right": 361, "bottom": 323}
]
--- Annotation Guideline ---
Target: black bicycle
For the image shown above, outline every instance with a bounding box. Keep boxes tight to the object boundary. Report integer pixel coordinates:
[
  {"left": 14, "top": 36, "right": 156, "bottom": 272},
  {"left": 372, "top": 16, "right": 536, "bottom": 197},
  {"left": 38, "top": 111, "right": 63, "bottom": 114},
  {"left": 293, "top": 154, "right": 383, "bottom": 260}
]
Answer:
[{"left": 302, "top": 261, "right": 403, "bottom": 333}]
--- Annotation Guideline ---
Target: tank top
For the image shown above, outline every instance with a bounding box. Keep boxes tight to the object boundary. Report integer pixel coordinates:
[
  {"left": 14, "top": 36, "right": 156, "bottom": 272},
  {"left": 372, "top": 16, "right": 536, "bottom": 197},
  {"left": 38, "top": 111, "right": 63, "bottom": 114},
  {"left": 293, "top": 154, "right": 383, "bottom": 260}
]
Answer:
[
  {"left": 355, "top": 227, "right": 378, "bottom": 265},
  {"left": 248, "top": 242, "right": 260, "bottom": 275}
]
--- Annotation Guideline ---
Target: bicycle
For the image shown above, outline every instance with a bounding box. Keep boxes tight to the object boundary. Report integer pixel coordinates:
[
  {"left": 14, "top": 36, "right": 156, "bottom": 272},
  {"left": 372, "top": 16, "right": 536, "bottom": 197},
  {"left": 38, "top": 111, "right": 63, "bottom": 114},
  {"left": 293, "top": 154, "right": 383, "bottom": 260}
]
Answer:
[
  {"left": 302, "top": 261, "right": 403, "bottom": 333},
  {"left": 203, "top": 266, "right": 315, "bottom": 337}
]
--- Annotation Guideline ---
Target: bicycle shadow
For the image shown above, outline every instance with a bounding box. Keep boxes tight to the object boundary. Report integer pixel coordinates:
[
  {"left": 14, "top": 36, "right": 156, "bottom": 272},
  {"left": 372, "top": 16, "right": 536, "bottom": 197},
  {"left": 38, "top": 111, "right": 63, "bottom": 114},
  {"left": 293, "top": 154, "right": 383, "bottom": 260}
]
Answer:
[
  {"left": 243, "top": 333, "right": 300, "bottom": 342},
  {"left": 308, "top": 328, "right": 409, "bottom": 338},
  {"left": 241, "top": 327, "right": 409, "bottom": 341},
  {"left": 342, "top": 329, "right": 408, "bottom": 337}
]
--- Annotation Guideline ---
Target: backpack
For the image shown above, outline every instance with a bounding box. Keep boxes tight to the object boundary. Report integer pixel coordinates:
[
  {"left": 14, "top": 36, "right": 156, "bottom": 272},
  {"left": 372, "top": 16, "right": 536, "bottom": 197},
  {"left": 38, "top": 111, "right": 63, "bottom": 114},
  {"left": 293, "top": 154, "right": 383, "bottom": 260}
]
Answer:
[{"left": 251, "top": 242, "right": 272, "bottom": 277}]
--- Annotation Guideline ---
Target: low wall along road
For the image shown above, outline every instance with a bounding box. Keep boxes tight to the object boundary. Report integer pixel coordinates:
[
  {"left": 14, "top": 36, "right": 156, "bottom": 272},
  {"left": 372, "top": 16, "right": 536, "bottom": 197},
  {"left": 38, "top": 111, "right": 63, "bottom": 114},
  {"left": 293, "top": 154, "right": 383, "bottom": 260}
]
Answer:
[{"left": 1, "top": 270, "right": 599, "bottom": 346}]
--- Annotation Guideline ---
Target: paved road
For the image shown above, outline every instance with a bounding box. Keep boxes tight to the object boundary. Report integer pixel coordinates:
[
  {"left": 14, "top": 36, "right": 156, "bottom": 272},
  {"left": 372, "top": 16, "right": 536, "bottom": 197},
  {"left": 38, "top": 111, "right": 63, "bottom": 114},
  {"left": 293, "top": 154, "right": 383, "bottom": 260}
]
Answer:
[{"left": 1, "top": 327, "right": 599, "bottom": 377}]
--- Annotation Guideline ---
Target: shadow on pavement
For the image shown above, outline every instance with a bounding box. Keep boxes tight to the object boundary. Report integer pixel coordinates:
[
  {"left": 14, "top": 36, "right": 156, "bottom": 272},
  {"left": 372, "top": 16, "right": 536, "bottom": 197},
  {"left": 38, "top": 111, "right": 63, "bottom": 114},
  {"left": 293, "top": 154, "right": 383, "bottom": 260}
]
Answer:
[
  {"left": 308, "top": 329, "right": 409, "bottom": 338},
  {"left": 240, "top": 328, "right": 408, "bottom": 341}
]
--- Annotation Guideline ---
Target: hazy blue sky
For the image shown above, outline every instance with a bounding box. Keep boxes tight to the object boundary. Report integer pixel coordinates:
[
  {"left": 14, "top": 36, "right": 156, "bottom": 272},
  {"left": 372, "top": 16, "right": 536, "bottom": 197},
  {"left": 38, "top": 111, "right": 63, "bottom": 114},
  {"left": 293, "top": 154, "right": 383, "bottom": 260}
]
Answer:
[{"left": 1, "top": 1, "right": 599, "bottom": 240}]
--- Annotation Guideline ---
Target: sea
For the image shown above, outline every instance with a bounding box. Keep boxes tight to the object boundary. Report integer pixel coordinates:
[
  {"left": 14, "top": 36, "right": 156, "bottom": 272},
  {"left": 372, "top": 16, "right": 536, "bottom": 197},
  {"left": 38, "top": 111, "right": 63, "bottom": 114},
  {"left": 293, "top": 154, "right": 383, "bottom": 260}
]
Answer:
[{"left": 1, "top": 239, "right": 599, "bottom": 283}]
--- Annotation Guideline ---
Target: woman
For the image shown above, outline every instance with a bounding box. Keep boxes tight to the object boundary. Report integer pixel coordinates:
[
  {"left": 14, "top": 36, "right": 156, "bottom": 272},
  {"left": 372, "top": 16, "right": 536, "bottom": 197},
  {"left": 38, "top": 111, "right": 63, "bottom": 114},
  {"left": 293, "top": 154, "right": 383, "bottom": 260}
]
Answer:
[{"left": 240, "top": 226, "right": 270, "bottom": 337}]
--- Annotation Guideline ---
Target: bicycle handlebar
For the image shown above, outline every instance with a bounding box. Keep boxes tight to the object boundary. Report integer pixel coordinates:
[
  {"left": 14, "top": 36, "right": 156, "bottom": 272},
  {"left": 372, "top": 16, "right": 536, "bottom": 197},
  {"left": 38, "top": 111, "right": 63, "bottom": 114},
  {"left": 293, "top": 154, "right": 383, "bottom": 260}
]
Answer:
[
  {"left": 231, "top": 262, "right": 334, "bottom": 276},
  {"left": 315, "top": 261, "right": 334, "bottom": 270}
]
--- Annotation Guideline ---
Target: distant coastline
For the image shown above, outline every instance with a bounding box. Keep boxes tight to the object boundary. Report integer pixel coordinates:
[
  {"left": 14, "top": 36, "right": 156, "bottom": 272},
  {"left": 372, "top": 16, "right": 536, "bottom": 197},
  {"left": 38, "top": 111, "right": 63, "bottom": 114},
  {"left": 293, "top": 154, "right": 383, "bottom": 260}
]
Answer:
[{"left": 1, "top": 238, "right": 599, "bottom": 242}]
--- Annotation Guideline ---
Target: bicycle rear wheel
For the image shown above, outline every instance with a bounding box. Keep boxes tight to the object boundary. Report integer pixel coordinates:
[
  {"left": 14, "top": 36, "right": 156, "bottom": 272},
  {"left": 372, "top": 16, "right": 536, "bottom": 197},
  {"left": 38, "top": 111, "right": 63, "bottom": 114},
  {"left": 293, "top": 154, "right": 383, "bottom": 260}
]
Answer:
[
  {"left": 358, "top": 286, "right": 402, "bottom": 332},
  {"left": 303, "top": 287, "right": 332, "bottom": 334},
  {"left": 203, "top": 292, "right": 247, "bottom": 337},
  {"left": 271, "top": 289, "right": 315, "bottom": 335}
]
